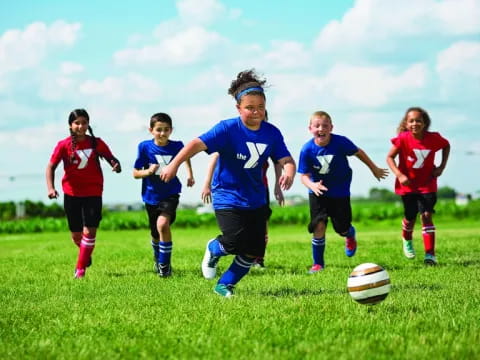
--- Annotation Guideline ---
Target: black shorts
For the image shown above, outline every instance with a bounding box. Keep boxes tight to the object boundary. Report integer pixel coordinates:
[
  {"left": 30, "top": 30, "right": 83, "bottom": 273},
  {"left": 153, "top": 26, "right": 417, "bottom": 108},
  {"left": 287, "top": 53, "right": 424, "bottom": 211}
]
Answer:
[
  {"left": 215, "top": 205, "right": 272, "bottom": 257},
  {"left": 401, "top": 193, "right": 437, "bottom": 220},
  {"left": 145, "top": 194, "right": 180, "bottom": 239},
  {"left": 308, "top": 193, "right": 352, "bottom": 235},
  {"left": 63, "top": 194, "right": 102, "bottom": 232}
]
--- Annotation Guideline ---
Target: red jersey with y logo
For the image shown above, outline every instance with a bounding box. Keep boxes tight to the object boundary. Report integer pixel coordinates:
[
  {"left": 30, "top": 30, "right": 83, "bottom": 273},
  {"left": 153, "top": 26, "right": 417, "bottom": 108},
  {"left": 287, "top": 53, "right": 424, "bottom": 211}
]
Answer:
[
  {"left": 49, "top": 136, "right": 115, "bottom": 197},
  {"left": 391, "top": 131, "right": 449, "bottom": 195}
]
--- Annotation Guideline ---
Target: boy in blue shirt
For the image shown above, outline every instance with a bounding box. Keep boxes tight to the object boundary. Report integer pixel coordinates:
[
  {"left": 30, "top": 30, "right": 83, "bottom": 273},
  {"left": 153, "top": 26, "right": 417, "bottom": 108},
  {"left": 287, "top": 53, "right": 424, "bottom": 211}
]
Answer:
[
  {"left": 133, "top": 113, "right": 194, "bottom": 277},
  {"left": 160, "top": 69, "right": 296, "bottom": 297},
  {"left": 298, "top": 111, "right": 388, "bottom": 273}
]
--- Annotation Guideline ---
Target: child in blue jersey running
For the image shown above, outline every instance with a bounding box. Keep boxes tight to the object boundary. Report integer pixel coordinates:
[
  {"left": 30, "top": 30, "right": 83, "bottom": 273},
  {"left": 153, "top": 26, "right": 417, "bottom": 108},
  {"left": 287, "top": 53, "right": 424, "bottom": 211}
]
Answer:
[
  {"left": 160, "top": 69, "right": 296, "bottom": 297},
  {"left": 298, "top": 111, "right": 388, "bottom": 274},
  {"left": 133, "top": 113, "right": 194, "bottom": 277}
]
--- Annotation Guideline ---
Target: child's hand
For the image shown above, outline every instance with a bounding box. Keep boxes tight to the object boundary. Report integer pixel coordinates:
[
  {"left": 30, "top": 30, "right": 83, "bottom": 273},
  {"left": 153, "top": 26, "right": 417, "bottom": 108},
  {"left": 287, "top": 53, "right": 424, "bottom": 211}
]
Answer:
[
  {"left": 110, "top": 158, "right": 122, "bottom": 173},
  {"left": 311, "top": 180, "right": 328, "bottom": 196},
  {"left": 274, "top": 185, "right": 285, "bottom": 206},
  {"left": 398, "top": 174, "right": 410, "bottom": 185},
  {"left": 201, "top": 185, "right": 212, "bottom": 204},
  {"left": 373, "top": 167, "right": 389, "bottom": 181},
  {"left": 148, "top": 163, "right": 160, "bottom": 176},
  {"left": 159, "top": 164, "right": 178, "bottom": 183},
  {"left": 187, "top": 176, "right": 195, "bottom": 187},
  {"left": 279, "top": 174, "right": 294, "bottom": 191},
  {"left": 48, "top": 189, "right": 59, "bottom": 199}
]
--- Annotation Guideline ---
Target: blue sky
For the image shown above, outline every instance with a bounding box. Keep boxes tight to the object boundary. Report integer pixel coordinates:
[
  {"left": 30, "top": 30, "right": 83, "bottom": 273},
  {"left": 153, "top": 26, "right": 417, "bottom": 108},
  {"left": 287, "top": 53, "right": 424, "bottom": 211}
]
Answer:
[{"left": 1, "top": 0, "right": 479, "bottom": 205}]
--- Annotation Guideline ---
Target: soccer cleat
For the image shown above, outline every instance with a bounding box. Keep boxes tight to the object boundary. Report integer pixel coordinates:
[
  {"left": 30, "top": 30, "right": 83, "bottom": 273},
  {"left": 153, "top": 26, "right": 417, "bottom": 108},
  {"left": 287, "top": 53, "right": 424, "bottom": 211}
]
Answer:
[
  {"left": 153, "top": 262, "right": 160, "bottom": 274},
  {"left": 74, "top": 269, "right": 85, "bottom": 279},
  {"left": 214, "top": 284, "right": 234, "bottom": 298},
  {"left": 201, "top": 239, "right": 220, "bottom": 279},
  {"left": 252, "top": 259, "right": 266, "bottom": 270},
  {"left": 403, "top": 239, "right": 416, "bottom": 259},
  {"left": 345, "top": 238, "right": 357, "bottom": 257},
  {"left": 158, "top": 263, "right": 172, "bottom": 277},
  {"left": 424, "top": 253, "right": 437, "bottom": 266},
  {"left": 308, "top": 264, "right": 324, "bottom": 274}
]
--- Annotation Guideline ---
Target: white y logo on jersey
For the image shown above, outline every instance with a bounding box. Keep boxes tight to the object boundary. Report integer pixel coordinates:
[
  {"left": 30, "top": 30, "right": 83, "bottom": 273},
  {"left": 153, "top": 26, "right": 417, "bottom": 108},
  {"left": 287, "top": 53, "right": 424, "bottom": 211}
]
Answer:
[
  {"left": 316, "top": 155, "right": 334, "bottom": 174},
  {"left": 243, "top": 142, "right": 267, "bottom": 168},
  {"left": 76, "top": 149, "right": 93, "bottom": 169},
  {"left": 154, "top": 155, "right": 172, "bottom": 174},
  {"left": 412, "top": 149, "right": 430, "bottom": 168}
]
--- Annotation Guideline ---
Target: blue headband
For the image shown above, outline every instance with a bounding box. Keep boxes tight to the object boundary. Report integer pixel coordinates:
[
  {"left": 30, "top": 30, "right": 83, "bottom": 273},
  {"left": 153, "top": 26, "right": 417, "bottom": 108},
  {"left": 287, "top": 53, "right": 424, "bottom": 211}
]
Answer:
[{"left": 235, "top": 86, "right": 264, "bottom": 101}]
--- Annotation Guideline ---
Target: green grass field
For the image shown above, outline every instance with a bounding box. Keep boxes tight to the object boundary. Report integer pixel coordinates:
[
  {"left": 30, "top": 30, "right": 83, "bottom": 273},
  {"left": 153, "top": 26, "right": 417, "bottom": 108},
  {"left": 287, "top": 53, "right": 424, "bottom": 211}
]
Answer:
[{"left": 1, "top": 220, "right": 479, "bottom": 359}]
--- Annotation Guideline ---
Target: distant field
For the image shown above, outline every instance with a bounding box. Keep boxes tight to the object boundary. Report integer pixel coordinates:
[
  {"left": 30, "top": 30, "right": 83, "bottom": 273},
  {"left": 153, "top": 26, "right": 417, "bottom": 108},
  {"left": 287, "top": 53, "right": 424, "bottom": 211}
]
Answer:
[{"left": 1, "top": 221, "right": 479, "bottom": 359}]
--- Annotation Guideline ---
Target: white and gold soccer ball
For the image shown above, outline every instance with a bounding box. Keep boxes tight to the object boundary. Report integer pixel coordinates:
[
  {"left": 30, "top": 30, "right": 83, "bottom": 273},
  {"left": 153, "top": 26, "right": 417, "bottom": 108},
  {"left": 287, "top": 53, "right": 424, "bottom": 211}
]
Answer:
[{"left": 347, "top": 263, "right": 391, "bottom": 305}]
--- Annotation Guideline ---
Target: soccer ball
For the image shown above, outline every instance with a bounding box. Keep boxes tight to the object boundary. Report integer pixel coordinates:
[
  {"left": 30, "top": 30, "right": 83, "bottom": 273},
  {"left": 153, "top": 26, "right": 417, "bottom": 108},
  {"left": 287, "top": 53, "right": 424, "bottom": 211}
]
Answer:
[{"left": 347, "top": 263, "right": 391, "bottom": 305}]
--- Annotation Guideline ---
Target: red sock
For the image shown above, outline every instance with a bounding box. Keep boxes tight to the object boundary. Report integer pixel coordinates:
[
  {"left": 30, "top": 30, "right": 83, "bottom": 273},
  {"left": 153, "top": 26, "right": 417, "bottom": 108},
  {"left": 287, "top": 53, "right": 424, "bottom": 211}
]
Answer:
[
  {"left": 76, "top": 236, "right": 96, "bottom": 270},
  {"left": 402, "top": 218, "right": 414, "bottom": 240},
  {"left": 422, "top": 223, "right": 436, "bottom": 255}
]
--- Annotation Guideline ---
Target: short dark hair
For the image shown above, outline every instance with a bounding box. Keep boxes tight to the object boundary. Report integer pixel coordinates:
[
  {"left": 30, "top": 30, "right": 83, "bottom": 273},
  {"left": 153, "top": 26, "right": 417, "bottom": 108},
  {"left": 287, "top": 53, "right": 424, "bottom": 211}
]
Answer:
[{"left": 150, "top": 113, "right": 172, "bottom": 128}]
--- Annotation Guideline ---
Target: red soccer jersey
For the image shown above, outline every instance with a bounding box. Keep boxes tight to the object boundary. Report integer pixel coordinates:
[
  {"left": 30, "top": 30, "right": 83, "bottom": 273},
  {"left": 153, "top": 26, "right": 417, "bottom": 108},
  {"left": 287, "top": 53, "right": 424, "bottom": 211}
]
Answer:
[
  {"left": 49, "top": 136, "right": 115, "bottom": 197},
  {"left": 391, "top": 131, "right": 449, "bottom": 195}
]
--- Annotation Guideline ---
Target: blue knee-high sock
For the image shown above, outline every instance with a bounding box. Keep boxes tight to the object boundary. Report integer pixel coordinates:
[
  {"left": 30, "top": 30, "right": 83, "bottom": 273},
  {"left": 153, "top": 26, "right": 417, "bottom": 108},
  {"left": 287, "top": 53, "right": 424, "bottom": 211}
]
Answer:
[
  {"left": 208, "top": 238, "right": 228, "bottom": 257},
  {"left": 151, "top": 240, "right": 160, "bottom": 262},
  {"left": 159, "top": 241, "right": 172, "bottom": 264},
  {"left": 218, "top": 255, "right": 254, "bottom": 286},
  {"left": 312, "top": 237, "right": 325, "bottom": 266}
]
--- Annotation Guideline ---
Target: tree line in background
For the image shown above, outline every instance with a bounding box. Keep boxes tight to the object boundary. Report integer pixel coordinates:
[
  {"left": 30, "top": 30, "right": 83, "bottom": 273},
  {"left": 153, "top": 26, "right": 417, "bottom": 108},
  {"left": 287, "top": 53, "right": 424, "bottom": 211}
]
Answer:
[{"left": 0, "top": 186, "right": 460, "bottom": 221}]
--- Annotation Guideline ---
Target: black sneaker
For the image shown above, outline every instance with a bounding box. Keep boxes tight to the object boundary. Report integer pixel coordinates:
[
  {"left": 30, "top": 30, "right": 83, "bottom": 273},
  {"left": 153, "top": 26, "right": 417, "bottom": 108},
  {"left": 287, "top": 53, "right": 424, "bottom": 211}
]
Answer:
[{"left": 158, "top": 263, "right": 172, "bottom": 277}]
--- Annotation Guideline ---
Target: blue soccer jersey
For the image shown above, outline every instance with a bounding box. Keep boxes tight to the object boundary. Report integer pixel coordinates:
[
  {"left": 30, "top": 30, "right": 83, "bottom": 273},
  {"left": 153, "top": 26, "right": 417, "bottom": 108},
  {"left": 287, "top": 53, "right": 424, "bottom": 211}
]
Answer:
[
  {"left": 298, "top": 134, "right": 358, "bottom": 197},
  {"left": 134, "top": 139, "right": 183, "bottom": 205},
  {"left": 199, "top": 117, "right": 291, "bottom": 210}
]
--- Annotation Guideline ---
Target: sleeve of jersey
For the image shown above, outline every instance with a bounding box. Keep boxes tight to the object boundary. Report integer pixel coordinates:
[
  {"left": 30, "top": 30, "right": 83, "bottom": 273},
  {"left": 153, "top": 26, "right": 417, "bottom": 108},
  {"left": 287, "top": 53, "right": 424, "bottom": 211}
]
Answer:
[
  {"left": 433, "top": 132, "right": 450, "bottom": 149},
  {"left": 96, "top": 138, "right": 115, "bottom": 160},
  {"left": 297, "top": 144, "right": 311, "bottom": 174},
  {"left": 133, "top": 142, "right": 147, "bottom": 169},
  {"left": 391, "top": 135, "right": 401, "bottom": 147},
  {"left": 341, "top": 136, "right": 359, "bottom": 156},
  {"left": 269, "top": 128, "right": 291, "bottom": 161},
  {"left": 198, "top": 122, "right": 227, "bottom": 154},
  {"left": 49, "top": 140, "right": 65, "bottom": 165}
]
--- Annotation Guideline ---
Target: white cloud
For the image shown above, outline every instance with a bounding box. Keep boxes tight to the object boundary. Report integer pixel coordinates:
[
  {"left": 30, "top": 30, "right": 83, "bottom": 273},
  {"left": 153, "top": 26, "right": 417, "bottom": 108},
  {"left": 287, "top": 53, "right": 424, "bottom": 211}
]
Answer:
[
  {"left": 79, "top": 73, "right": 162, "bottom": 102},
  {"left": 321, "top": 63, "right": 427, "bottom": 107},
  {"left": 314, "top": 0, "right": 480, "bottom": 52},
  {"left": 436, "top": 41, "right": 480, "bottom": 77},
  {"left": 262, "top": 41, "right": 312, "bottom": 70},
  {"left": 176, "top": 0, "right": 226, "bottom": 25},
  {"left": 114, "top": 26, "right": 226, "bottom": 66},
  {"left": 0, "top": 21, "right": 81, "bottom": 75},
  {"left": 60, "top": 61, "right": 84, "bottom": 75}
]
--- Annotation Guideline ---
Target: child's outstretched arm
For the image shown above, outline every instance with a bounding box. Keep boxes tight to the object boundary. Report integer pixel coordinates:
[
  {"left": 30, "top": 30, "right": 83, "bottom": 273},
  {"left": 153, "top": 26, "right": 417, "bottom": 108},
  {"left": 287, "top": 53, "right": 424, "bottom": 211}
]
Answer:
[
  {"left": 386, "top": 145, "right": 409, "bottom": 185},
  {"left": 355, "top": 148, "right": 389, "bottom": 181},
  {"left": 184, "top": 159, "right": 195, "bottom": 187},
  {"left": 273, "top": 161, "right": 285, "bottom": 206},
  {"left": 300, "top": 173, "right": 328, "bottom": 196},
  {"left": 46, "top": 162, "right": 59, "bottom": 199},
  {"left": 432, "top": 144, "right": 450, "bottom": 177},
  {"left": 277, "top": 156, "right": 296, "bottom": 191},
  {"left": 201, "top": 153, "right": 219, "bottom": 204},
  {"left": 160, "top": 138, "right": 207, "bottom": 183},
  {"left": 133, "top": 163, "right": 160, "bottom": 179}
]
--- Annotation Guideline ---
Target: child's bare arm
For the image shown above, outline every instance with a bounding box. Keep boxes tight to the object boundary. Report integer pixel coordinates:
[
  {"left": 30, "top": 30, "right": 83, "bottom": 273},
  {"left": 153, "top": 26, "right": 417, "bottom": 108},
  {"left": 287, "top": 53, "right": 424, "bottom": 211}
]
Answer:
[{"left": 355, "top": 148, "right": 389, "bottom": 181}]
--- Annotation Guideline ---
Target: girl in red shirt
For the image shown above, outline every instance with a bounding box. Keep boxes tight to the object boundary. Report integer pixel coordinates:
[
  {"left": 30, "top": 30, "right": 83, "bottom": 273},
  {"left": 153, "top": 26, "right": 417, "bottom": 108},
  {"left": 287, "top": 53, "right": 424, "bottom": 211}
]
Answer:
[
  {"left": 387, "top": 107, "right": 450, "bottom": 265},
  {"left": 46, "top": 109, "right": 121, "bottom": 278}
]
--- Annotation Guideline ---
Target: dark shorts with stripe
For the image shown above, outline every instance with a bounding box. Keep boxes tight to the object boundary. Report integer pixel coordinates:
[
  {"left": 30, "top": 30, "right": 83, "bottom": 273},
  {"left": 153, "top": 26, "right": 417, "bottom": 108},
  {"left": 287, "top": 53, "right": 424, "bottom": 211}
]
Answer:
[
  {"left": 145, "top": 194, "right": 180, "bottom": 239},
  {"left": 401, "top": 193, "right": 437, "bottom": 221},
  {"left": 215, "top": 205, "right": 272, "bottom": 257},
  {"left": 63, "top": 194, "right": 102, "bottom": 232},
  {"left": 308, "top": 193, "right": 352, "bottom": 235}
]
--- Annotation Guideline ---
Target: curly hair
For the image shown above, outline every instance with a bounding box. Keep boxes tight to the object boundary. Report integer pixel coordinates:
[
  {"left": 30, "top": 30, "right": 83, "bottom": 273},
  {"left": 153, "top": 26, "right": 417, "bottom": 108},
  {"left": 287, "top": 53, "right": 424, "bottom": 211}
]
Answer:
[
  {"left": 397, "top": 107, "right": 431, "bottom": 134},
  {"left": 228, "top": 69, "right": 267, "bottom": 103}
]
